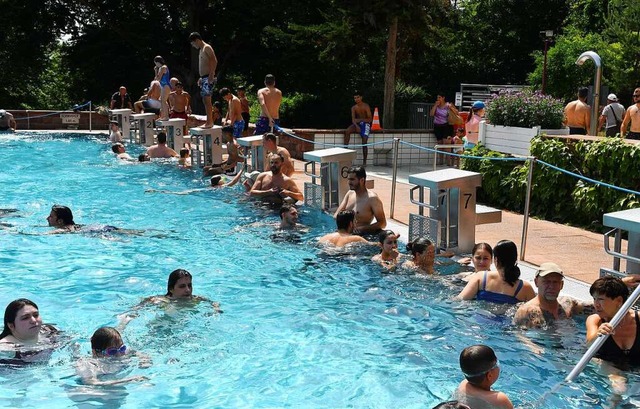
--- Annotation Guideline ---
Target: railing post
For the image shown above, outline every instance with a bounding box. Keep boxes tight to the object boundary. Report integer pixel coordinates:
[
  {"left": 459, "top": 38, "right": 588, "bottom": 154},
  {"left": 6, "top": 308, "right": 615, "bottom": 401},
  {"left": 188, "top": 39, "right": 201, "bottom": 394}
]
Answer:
[
  {"left": 390, "top": 138, "right": 401, "bottom": 219},
  {"left": 89, "top": 101, "right": 92, "bottom": 132},
  {"left": 520, "top": 156, "right": 535, "bottom": 261}
]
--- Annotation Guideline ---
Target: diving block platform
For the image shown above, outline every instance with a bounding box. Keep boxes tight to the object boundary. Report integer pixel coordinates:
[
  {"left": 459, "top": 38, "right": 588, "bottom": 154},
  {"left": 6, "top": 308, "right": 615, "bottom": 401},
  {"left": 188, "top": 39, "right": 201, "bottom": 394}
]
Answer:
[
  {"left": 189, "top": 126, "right": 223, "bottom": 168},
  {"left": 157, "top": 118, "right": 187, "bottom": 151},
  {"left": 603, "top": 208, "right": 640, "bottom": 274},
  {"left": 303, "top": 147, "right": 356, "bottom": 210},
  {"left": 237, "top": 135, "right": 266, "bottom": 172},
  {"left": 110, "top": 109, "right": 132, "bottom": 143},
  {"left": 131, "top": 113, "right": 156, "bottom": 146}
]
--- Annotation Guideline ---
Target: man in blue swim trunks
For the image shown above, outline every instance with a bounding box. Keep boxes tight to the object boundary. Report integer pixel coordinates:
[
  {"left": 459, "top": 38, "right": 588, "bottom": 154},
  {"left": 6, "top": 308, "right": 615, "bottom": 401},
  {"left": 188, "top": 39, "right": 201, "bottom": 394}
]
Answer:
[
  {"left": 220, "top": 88, "right": 244, "bottom": 139},
  {"left": 254, "top": 74, "right": 282, "bottom": 135},
  {"left": 344, "top": 91, "right": 372, "bottom": 165},
  {"left": 189, "top": 32, "right": 217, "bottom": 128}
]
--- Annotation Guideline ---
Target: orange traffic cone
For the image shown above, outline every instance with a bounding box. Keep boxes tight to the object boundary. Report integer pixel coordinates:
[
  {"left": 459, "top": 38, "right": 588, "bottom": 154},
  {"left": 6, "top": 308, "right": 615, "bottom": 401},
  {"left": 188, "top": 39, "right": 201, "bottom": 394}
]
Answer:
[{"left": 371, "top": 107, "right": 382, "bottom": 131}]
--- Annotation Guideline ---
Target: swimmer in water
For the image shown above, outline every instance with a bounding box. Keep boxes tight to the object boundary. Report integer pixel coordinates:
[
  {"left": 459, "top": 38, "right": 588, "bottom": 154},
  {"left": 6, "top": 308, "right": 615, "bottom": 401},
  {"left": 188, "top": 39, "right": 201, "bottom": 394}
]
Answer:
[
  {"left": 371, "top": 230, "right": 401, "bottom": 270},
  {"left": 47, "top": 204, "right": 82, "bottom": 233},
  {"left": 318, "top": 210, "right": 370, "bottom": 247},
  {"left": 75, "top": 327, "right": 150, "bottom": 386},
  {"left": 402, "top": 237, "right": 436, "bottom": 274},
  {"left": 0, "top": 299, "right": 60, "bottom": 363}
]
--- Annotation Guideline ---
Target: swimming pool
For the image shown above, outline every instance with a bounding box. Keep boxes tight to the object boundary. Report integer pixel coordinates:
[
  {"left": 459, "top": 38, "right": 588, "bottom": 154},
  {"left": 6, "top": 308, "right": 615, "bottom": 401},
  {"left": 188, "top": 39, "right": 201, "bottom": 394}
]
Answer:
[{"left": 0, "top": 132, "right": 637, "bottom": 408}]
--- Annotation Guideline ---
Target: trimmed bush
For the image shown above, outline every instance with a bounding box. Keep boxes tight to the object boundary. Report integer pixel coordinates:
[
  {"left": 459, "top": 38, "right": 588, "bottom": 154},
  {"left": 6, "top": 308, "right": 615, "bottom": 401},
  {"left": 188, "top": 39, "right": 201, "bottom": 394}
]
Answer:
[{"left": 486, "top": 90, "right": 564, "bottom": 129}]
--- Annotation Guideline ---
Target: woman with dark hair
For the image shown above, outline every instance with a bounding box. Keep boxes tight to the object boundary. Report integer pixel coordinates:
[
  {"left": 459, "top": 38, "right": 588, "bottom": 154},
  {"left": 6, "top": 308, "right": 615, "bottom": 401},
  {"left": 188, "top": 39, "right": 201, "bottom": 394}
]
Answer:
[
  {"left": 153, "top": 55, "right": 171, "bottom": 120},
  {"left": 47, "top": 204, "right": 80, "bottom": 232},
  {"left": 371, "top": 230, "right": 400, "bottom": 270},
  {"left": 464, "top": 101, "right": 486, "bottom": 149},
  {"left": 403, "top": 237, "right": 436, "bottom": 274},
  {"left": 456, "top": 240, "right": 535, "bottom": 304}
]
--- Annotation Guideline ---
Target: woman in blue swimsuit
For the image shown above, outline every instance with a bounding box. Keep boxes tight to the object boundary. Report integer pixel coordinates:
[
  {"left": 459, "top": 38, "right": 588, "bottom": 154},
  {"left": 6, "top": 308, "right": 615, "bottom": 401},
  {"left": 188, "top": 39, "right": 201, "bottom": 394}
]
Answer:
[
  {"left": 154, "top": 55, "right": 172, "bottom": 120},
  {"left": 456, "top": 240, "right": 535, "bottom": 304}
]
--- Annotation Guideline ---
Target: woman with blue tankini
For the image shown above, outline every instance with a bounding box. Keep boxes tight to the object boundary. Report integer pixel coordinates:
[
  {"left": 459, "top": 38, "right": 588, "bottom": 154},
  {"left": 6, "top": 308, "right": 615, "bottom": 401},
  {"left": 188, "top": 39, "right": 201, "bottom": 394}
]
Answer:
[
  {"left": 456, "top": 240, "right": 535, "bottom": 304},
  {"left": 0, "top": 298, "right": 60, "bottom": 363},
  {"left": 153, "top": 55, "right": 172, "bottom": 120}
]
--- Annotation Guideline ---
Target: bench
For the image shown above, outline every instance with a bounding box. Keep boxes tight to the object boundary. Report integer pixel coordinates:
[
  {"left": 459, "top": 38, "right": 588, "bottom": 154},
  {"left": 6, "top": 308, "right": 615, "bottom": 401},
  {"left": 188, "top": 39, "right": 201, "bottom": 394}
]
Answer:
[{"left": 475, "top": 204, "right": 502, "bottom": 225}]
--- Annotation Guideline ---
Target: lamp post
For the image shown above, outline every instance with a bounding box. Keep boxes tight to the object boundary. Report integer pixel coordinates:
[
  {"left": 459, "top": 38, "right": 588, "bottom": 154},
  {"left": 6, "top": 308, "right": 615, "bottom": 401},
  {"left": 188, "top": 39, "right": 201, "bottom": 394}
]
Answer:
[
  {"left": 540, "top": 30, "right": 554, "bottom": 95},
  {"left": 575, "top": 51, "right": 602, "bottom": 136}
]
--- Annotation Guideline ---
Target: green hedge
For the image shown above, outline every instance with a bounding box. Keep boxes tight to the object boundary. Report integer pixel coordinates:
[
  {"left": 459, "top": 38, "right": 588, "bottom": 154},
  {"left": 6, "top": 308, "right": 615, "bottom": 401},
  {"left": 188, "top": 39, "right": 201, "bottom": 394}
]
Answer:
[{"left": 461, "top": 137, "right": 640, "bottom": 231}]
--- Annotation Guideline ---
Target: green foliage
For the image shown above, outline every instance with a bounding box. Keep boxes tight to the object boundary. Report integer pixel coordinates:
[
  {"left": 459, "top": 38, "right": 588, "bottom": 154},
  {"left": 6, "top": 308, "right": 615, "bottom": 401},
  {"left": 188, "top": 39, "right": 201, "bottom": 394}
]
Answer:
[
  {"left": 485, "top": 90, "right": 564, "bottom": 129},
  {"left": 22, "top": 48, "right": 73, "bottom": 110},
  {"left": 461, "top": 136, "right": 640, "bottom": 231}
]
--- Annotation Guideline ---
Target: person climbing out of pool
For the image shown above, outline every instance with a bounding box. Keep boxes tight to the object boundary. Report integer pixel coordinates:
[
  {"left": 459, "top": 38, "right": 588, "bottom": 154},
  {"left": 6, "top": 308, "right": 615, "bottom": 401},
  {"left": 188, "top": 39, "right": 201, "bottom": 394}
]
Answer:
[
  {"left": 318, "top": 210, "right": 370, "bottom": 247},
  {"left": 249, "top": 152, "right": 303, "bottom": 205},
  {"left": 453, "top": 345, "right": 514, "bottom": 409},
  {"left": 75, "top": 327, "right": 150, "bottom": 386},
  {"left": 221, "top": 125, "right": 245, "bottom": 175},
  {"left": 146, "top": 132, "right": 178, "bottom": 158},
  {"left": 456, "top": 240, "right": 535, "bottom": 304},
  {"left": 0, "top": 298, "right": 60, "bottom": 364},
  {"left": 0, "top": 109, "right": 17, "bottom": 131},
  {"left": 334, "top": 166, "right": 386, "bottom": 236},
  {"left": 371, "top": 230, "right": 401, "bottom": 270}
]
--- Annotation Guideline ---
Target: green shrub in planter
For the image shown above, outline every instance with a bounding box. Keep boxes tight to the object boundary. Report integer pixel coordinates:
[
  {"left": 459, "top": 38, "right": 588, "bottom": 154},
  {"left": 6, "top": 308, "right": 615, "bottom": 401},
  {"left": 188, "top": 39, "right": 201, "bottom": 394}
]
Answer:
[{"left": 486, "top": 90, "right": 564, "bottom": 129}]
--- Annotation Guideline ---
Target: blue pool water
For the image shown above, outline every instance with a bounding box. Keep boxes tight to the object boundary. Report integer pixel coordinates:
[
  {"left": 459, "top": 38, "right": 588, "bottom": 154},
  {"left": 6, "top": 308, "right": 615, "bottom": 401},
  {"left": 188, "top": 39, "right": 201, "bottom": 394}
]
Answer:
[{"left": 0, "top": 132, "right": 638, "bottom": 408}]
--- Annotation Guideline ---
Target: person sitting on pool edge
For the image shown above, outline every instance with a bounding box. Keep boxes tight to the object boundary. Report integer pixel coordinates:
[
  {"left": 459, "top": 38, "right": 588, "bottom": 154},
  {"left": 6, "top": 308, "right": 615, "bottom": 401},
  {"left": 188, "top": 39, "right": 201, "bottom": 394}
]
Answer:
[
  {"left": 146, "top": 132, "right": 178, "bottom": 159},
  {"left": 249, "top": 152, "right": 303, "bottom": 205},
  {"left": 334, "top": 166, "right": 386, "bottom": 236},
  {"left": 454, "top": 344, "right": 513, "bottom": 409},
  {"left": 318, "top": 210, "right": 370, "bottom": 247}
]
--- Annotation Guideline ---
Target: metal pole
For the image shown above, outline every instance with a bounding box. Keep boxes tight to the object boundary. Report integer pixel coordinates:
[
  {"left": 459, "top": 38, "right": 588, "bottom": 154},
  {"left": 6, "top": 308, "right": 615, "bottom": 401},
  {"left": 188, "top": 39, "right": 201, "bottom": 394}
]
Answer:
[
  {"left": 89, "top": 101, "right": 92, "bottom": 132},
  {"left": 542, "top": 40, "right": 549, "bottom": 95},
  {"left": 591, "top": 66, "right": 602, "bottom": 135},
  {"left": 520, "top": 157, "right": 535, "bottom": 261},
  {"left": 390, "top": 138, "right": 401, "bottom": 219},
  {"left": 566, "top": 283, "right": 640, "bottom": 382}
]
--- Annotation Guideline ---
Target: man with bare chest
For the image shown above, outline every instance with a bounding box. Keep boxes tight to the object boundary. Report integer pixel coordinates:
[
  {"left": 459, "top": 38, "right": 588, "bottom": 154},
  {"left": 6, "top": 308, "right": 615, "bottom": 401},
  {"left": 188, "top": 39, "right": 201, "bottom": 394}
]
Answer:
[
  {"left": 220, "top": 88, "right": 244, "bottom": 139},
  {"left": 563, "top": 87, "right": 591, "bottom": 135},
  {"left": 254, "top": 74, "right": 282, "bottom": 135},
  {"left": 334, "top": 166, "right": 386, "bottom": 235},
  {"left": 344, "top": 92, "right": 373, "bottom": 165},
  {"left": 621, "top": 88, "right": 640, "bottom": 140},
  {"left": 189, "top": 32, "right": 218, "bottom": 128},
  {"left": 249, "top": 153, "right": 303, "bottom": 205}
]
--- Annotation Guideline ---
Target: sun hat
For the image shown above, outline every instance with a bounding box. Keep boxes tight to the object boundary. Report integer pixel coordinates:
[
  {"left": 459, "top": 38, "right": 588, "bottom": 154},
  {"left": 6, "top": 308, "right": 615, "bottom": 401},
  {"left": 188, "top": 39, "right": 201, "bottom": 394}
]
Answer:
[
  {"left": 535, "top": 262, "right": 564, "bottom": 278},
  {"left": 471, "top": 101, "right": 486, "bottom": 110},
  {"left": 607, "top": 93, "right": 618, "bottom": 102}
]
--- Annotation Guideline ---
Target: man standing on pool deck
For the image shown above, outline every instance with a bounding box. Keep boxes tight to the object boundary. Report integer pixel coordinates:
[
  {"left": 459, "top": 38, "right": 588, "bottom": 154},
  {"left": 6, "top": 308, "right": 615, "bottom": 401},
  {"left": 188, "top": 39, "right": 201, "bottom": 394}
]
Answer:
[
  {"left": 563, "top": 87, "right": 591, "bottom": 135},
  {"left": 343, "top": 92, "right": 373, "bottom": 165},
  {"left": 334, "top": 166, "right": 386, "bottom": 235},
  {"left": 254, "top": 74, "right": 282, "bottom": 135},
  {"left": 621, "top": 87, "right": 640, "bottom": 140},
  {"left": 146, "top": 132, "right": 179, "bottom": 158},
  {"left": 249, "top": 153, "right": 303, "bottom": 205},
  {"left": 220, "top": 88, "right": 244, "bottom": 139},
  {"left": 189, "top": 32, "right": 217, "bottom": 128}
]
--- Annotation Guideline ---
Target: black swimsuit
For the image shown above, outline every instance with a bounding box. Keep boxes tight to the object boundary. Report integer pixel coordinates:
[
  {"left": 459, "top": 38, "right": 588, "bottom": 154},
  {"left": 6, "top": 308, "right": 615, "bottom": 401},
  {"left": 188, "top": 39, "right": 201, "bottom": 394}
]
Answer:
[{"left": 597, "top": 310, "right": 640, "bottom": 366}]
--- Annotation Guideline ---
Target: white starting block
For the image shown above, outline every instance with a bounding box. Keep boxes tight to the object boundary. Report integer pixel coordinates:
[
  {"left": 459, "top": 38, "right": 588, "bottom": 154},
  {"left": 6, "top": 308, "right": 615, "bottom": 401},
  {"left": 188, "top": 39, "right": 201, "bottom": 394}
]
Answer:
[
  {"left": 189, "top": 126, "right": 223, "bottom": 168},
  {"left": 303, "top": 147, "right": 356, "bottom": 210},
  {"left": 157, "top": 119, "right": 187, "bottom": 151},
  {"left": 237, "top": 135, "right": 266, "bottom": 172},
  {"left": 131, "top": 113, "right": 156, "bottom": 146},
  {"left": 110, "top": 109, "right": 132, "bottom": 143}
]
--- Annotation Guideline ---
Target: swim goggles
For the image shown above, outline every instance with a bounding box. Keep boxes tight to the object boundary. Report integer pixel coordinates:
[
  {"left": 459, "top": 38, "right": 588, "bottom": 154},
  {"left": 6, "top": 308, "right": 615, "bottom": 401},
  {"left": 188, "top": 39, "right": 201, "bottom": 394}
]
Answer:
[
  {"left": 462, "top": 359, "right": 499, "bottom": 378},
  {"left": 102, "top": 344, "right": 127, "bottom": 356}
]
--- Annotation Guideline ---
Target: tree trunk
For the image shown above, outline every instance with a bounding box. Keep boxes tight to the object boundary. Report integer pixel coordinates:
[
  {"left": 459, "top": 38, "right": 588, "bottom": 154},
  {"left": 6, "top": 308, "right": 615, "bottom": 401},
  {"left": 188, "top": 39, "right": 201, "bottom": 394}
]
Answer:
[{"left": 383, "top": 16, "right": 398, "bottom": 129}]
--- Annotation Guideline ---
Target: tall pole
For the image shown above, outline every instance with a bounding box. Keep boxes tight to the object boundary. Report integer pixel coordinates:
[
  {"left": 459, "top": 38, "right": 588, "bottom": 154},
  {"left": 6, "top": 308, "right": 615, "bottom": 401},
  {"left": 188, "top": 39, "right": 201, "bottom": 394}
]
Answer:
[{"left": 542, "top": 40, "right": 549, "bottom": 95}]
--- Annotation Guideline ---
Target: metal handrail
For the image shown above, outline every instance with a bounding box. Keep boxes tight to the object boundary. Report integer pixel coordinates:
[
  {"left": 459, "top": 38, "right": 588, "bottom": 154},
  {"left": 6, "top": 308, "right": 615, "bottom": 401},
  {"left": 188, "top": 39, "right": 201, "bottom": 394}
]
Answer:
[
  {"left": 303, "top": 162, "right": 328, "bottom": 179},
  {"left": 604, "top": 228, "right": 640, "bottom": 265},
  {"left": 409, "top": 185, "right": 439, "bottom": 210}
]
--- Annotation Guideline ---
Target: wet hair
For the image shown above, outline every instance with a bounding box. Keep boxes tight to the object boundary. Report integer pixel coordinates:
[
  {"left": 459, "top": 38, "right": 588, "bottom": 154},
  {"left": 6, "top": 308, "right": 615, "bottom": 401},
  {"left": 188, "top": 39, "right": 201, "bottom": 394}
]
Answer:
[
  {"left": 493, "top": 240, "right": 520, "bottom": 286},
  {"left": 166, "top": 269, "right": 193, "bottom": 296},
  {"left": 111, "top": 143, "right": 122, "bottom": 153},
  {"left": 153, "top": 55, "right": 165, "bottom": 64},
  {"left": 188, "top": 32, "right": 202, "bottom": 41},
  {"left": 210, "top": 175, "right": 222, "bottom": 186},
  {"left": 179, "top": 148, "right": 189, "bottom": 158},
  {"left": 459, "top": 345, "right": 498, "bottom": 386},
  {"left": 0, "top": 299, "right": 38, "bottom": 340},
  {"left": 157, "top": 132, "right": 167, "bottom": 144},
  {"left": 51, "top": 205, "right": 75, "bottom": 226},
  {"left": 472, "top": 242, "right": 493, "bottom": 258},
  {"left": 347, "top": 165, "right": 366, "bottom": 180},
  {"left": 432, "top": 402, "right": 471, "bottom": 409},
  {"left": 91, "top": 327, "right": 122, "bottom": 352},
  {"left": 590, "top": 276, "right": 629, "bottom": 302},
  {"left": 578, "top": 87, "right": 589, "bottom": 99},
  {"left": 264, "top": 74, "right": 275, "bottom": 86},
  {"left": 268, "top": 152, "right": 284, "bottom": 163},
  {"left": 378, "top": 230, "right": 396, "bottom": 244},
  {"left": 279, "top": 204, "right": 295, "bottom": 220},
  {"left": 219, "top": 88, "right": 231, "bottom": 97},
  {"left": 262, "top": 132, "right": 277, "bottom": 143},
  {"left": 336, "top": 210, "right": 355, "bottom": 230},
  {"left": 138, "top": 153, "right": 150, "bottom": 162},
  {"left": 406, "top": 237, "right": 432, "bottom": 256},
  {"left": 222, "top": 125, "right": 234, "bottom": 134}
]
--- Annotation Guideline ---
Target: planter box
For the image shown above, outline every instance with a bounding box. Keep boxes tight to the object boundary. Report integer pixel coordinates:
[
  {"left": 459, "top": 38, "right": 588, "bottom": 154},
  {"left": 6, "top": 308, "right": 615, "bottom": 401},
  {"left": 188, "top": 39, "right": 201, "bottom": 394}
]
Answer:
[
  {"left": 479, "top": 122, "right": 540, "bottom": 156},
  {"left": 541, "top": 127, "right": 570, "bottom": 136}
]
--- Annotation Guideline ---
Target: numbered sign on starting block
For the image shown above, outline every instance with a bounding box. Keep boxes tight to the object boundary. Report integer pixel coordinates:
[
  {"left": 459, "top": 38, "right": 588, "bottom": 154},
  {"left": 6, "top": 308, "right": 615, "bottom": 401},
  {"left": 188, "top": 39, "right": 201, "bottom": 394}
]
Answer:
[
  {"left": 131, "top": 113, "right": 156, "bottom": 146},
  {"left": 189, "top": 126, "right": 222, "bottom": 167},
  {"left": 157, "top": 118, "right": 187, "bottom": 151},
  {"left": 110, "top": 109, "right": 132, "bottom": 143},
  {"left": 237, "top": 135, "right": 266, "bottom": 172}
]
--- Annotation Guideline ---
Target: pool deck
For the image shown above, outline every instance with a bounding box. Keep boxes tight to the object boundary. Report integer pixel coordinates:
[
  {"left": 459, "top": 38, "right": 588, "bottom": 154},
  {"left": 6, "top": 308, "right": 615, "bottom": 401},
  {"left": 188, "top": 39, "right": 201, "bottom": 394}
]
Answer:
[{"left": 287, "top": 159, "right": 626, "bottom": 301}]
